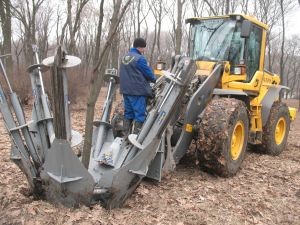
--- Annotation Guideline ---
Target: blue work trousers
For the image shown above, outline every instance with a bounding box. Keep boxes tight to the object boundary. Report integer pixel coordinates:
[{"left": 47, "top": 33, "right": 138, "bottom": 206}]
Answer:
[{"left": 123, "top": 95, "right": 146, "bottom": 123}]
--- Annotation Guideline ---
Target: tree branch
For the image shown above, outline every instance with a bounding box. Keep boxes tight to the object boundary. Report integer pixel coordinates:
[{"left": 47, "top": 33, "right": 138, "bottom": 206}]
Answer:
[
  {"left": 93, "top": 0, "right": 132, "bottom": 73},
  {"left": 203, "top": 0, "right": 217, "bottom": 16}
]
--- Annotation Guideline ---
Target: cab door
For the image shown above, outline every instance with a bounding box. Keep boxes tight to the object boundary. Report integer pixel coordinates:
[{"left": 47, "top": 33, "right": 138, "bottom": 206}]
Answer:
[{"left": 245, "top": 25, "right": 263, "bottom": 81}]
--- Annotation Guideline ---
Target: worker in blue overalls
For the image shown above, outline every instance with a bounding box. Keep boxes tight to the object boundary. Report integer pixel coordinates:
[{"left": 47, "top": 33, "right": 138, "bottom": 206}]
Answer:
[{"left": 119, "top": 38, "right": 156, "bottom": 135}]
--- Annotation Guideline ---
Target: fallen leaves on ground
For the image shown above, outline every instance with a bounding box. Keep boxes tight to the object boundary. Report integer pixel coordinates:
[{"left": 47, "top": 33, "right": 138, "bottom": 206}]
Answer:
[{"left": 0, "top": 99, "right": 299, "bottom": 225}]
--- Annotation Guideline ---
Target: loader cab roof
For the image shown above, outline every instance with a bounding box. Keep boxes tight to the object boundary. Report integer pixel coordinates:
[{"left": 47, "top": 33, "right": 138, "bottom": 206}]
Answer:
[{"left": 186, "top": 14, "right": 268, "bottom": 31}]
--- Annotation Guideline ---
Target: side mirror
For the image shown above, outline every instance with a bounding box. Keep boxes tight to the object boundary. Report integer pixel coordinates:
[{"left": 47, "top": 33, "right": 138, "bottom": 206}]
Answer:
[{"left": 241, "top": 20, "right": 252, "bottom": 38}]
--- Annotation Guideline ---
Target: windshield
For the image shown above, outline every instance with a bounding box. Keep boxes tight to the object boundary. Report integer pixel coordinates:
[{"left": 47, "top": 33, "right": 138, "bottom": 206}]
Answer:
[{"left": 190, "top": 19, "right": 242, "bottom": 62}]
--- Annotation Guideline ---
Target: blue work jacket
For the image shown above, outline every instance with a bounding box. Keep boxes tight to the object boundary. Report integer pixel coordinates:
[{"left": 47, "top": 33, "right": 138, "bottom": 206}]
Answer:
[{"left": 119, "top": 48, "right": 156, "bottom": 96}]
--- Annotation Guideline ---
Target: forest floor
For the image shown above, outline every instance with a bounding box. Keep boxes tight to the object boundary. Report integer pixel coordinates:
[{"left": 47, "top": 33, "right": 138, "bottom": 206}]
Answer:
[{"left": 0, "top": 98, "right": 299, "bottom": 225}]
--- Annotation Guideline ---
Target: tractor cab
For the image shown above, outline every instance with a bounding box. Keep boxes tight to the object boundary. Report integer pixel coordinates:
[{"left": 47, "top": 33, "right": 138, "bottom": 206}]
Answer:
[{"left": 186, "top": 14, "right": 267, "bottom": 85}]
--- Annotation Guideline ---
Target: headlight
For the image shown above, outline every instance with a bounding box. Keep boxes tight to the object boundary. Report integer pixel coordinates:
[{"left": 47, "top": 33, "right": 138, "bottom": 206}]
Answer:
[{"left": 232, "top": 66, "right": 245, "bottom": 75}]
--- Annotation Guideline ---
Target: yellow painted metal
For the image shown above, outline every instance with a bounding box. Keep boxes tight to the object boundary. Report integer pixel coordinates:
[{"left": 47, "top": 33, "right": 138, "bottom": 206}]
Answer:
[
  {"left": 195, "top": 61, "right": 216, "bottom": 76},
  {"left": 222, "top": 74, "right": 247, "bottom": 83},
  {"left": 221, "top": 62, "right": 247, "bottom": 84},
  {"left": 222, "top": 69, "right": 282, "bottom": 133},
  {"left": 230, "top": 121, "right": 245, "bottom": 160},
  {"left": 288, "top": 107, "right": 297, "bottom": 121},
  {"left": 226, "top": 71, "right": 263, "bottom": 92},
  {"left": 275, "top": 117, "right": 286, "bottom": 145},
  {"left": 249, "top": 105, "right": 263, "bottom": 132},
  {"left": 185, "top": 124, "right": 193, "bottom": 133},
  {"left": 239, "top": 14, "right": 269, "bottom": 30},
  {"left": 154, "top": 69, "right": 165, "bottom": 77},
  {"left": 187, "top": 14, "right": 269, "bottom": 30}
]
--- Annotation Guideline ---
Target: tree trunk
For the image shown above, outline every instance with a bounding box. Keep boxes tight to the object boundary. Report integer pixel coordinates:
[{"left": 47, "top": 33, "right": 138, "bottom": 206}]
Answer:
[
  {"left": 93, "top": 0, "right": 105, "bottom": 67},
  {"left": 149, "top": 21, "right": 157, "bottom": 66},
  {"left": 10, "top": 0, "right": 46, "bottom": 66},
  {"left": 111, "top": 1, "right": 121, "bottom": 69},
  {"left": 82, "top": 0, "right": 132, "bottom": 169},
  {"left": 279, "top": 0, "right": 285, "bottom": 85},
  {"left": 137, "top": 0, "right": 141, "bottom": 37},
  {"left": 225, "top": 0, "right": 230, "bottom": 14},
  {"left": 175, "top": 0, "right": 185, "bottom": 55},
  {"left": 111, "top": 34, "right": 120, "bottom": 69},
  {"left": 156, "top": 0, "right": 162, "bottom": 56},
  {"left": 0, "top": 0, "right": 12, "bottom": 75},
  {"left": 203, "top": 0, "right": 217, "bottom": 16},
  {"left": 63, "top": 0, "right": 89, "bottom": 54}
]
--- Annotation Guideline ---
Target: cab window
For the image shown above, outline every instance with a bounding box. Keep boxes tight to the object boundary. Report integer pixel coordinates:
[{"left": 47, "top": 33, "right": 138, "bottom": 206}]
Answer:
[{"left": 246, "top": 26, "right": 262, "bottom": 80}]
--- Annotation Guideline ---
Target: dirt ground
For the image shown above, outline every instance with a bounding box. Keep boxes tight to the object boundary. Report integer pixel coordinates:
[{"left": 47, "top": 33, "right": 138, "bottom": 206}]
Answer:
[{"left": 0, "top": 99, "right": 299, "bottom": 225}]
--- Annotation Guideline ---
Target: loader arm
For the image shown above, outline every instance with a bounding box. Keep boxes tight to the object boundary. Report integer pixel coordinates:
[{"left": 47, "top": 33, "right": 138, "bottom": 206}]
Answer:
[{"left": 172, "top": 64, "right": 223, "bottom": 163}]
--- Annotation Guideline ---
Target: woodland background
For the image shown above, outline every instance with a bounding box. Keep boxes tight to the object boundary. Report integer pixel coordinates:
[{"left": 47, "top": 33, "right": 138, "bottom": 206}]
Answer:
[{"left": 0, "top": 0, "right": 300, "bottom": 104}]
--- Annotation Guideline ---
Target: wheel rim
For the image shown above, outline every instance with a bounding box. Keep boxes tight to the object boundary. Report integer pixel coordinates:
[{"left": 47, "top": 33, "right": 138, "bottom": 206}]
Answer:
[
  {"left": 231, "top": 121, "right": 245, "bottom": 160},
  {"left": 275, "top": 117, "right": 286, "bottom": 145}
]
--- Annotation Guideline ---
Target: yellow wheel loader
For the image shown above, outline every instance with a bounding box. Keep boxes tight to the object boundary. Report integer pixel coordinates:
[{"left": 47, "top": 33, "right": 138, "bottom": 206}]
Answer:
[
  {"left": 181, "top": 14, "right": 297, "bottom": 176},
  {"left": 0, "top": 14, "right": 296, "bottom": 209}
]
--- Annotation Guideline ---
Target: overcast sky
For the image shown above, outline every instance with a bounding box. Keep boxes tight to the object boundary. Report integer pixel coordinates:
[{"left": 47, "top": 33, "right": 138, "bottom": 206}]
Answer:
[{"left": 286, "top": 6, "right": 300, "bottom": 37}]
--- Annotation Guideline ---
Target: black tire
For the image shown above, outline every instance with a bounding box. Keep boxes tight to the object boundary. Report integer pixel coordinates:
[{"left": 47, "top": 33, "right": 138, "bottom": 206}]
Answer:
[
  {"left": 257, "top": 101, "right": 290, "bottom": 156},
  {"left": 196, "top": 98, "right": 249, "bottom": 177}
]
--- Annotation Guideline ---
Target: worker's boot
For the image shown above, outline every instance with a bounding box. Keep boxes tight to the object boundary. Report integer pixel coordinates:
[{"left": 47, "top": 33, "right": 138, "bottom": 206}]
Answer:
[
  {"left": 123, "top": 119, "right": 133, "bottom": 137},
  {"left": 133, "top": 121, "right": 143, "bottom": 134}
]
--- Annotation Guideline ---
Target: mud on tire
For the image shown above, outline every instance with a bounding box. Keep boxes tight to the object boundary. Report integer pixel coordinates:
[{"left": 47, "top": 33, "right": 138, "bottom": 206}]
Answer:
[
  {"left": 256, "top": 101, "right": 290, "bottom": 156},
  {"left": 196, "top": 98, "right": 249, "bottom": 177}
]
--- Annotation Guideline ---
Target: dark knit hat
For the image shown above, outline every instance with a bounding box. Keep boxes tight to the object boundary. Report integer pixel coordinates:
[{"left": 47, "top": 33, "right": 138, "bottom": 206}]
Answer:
[{"left": 133, "top": 38, "right": 146, "bottom": 48}]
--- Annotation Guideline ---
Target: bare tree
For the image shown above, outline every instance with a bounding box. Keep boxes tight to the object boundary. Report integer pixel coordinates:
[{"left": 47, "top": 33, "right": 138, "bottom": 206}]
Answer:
[
  {"left": 240, "top": 0, "right": 250, "bottom": 14},
  {"left": 203, "top": 0, "right": 217, "bottom": 15},
  {"left": 278, "top": 0, "right": 296, "bottom": 84},
  {"left": 147, "top": 0, "right": 165, "bottom": 65},
  {"left": 55, "top": 5, "right": 64, "bottom": 45},
  {"left": 190, "top": 0, "right": 205, "bottom": 17},
  {"left": 134, "top": 0, "right": 151, "bottom": 37},
  {"left": 82, "top": 0, "right": 132, "bottom": 168},
  {"left": 252, "top": 0, "right": 282, "bottom": 71},
  {"left": 279, "top": 0, "right": 286, "bottom": 83},
  {"left": 226, "top": 0, "right": 230, "bottom": 14},
  {"left": 174, "top": 0, "right": 186, "bottom": 55},
  {"left": 283, "top": 36, "right": 300, "bottom": 99},
  {"left": 163, "top": 0, "right": 186, "bottom": 56},
  {"left": 0, "top": 0, "right": 12, "bottom": 74},
  {"left": 12, "top": 38, "right": 23, "bottom": 74},
  {"left": 64, "top": 0, "right": 90, "bottom": 54},
  {"left": 255, "top": 0, "right": 296, "bottom": 81},
  {"left": 93, "top": 0, "right": 105, "bottom": 67},
  {"left": 11, "top": 0, "right": 46, "bottom": 65},
  {"left": 36, "top": 3, "right": 53, "bottom": 59},
  {"left": 119, "top": 12, "right": 134, "bottom": 55},
  {"left": 78, "top": 16, "right": 95, "bottom": 79},
  {"left": 111, "top": 0, "right": 123, "bottom": 69}
]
